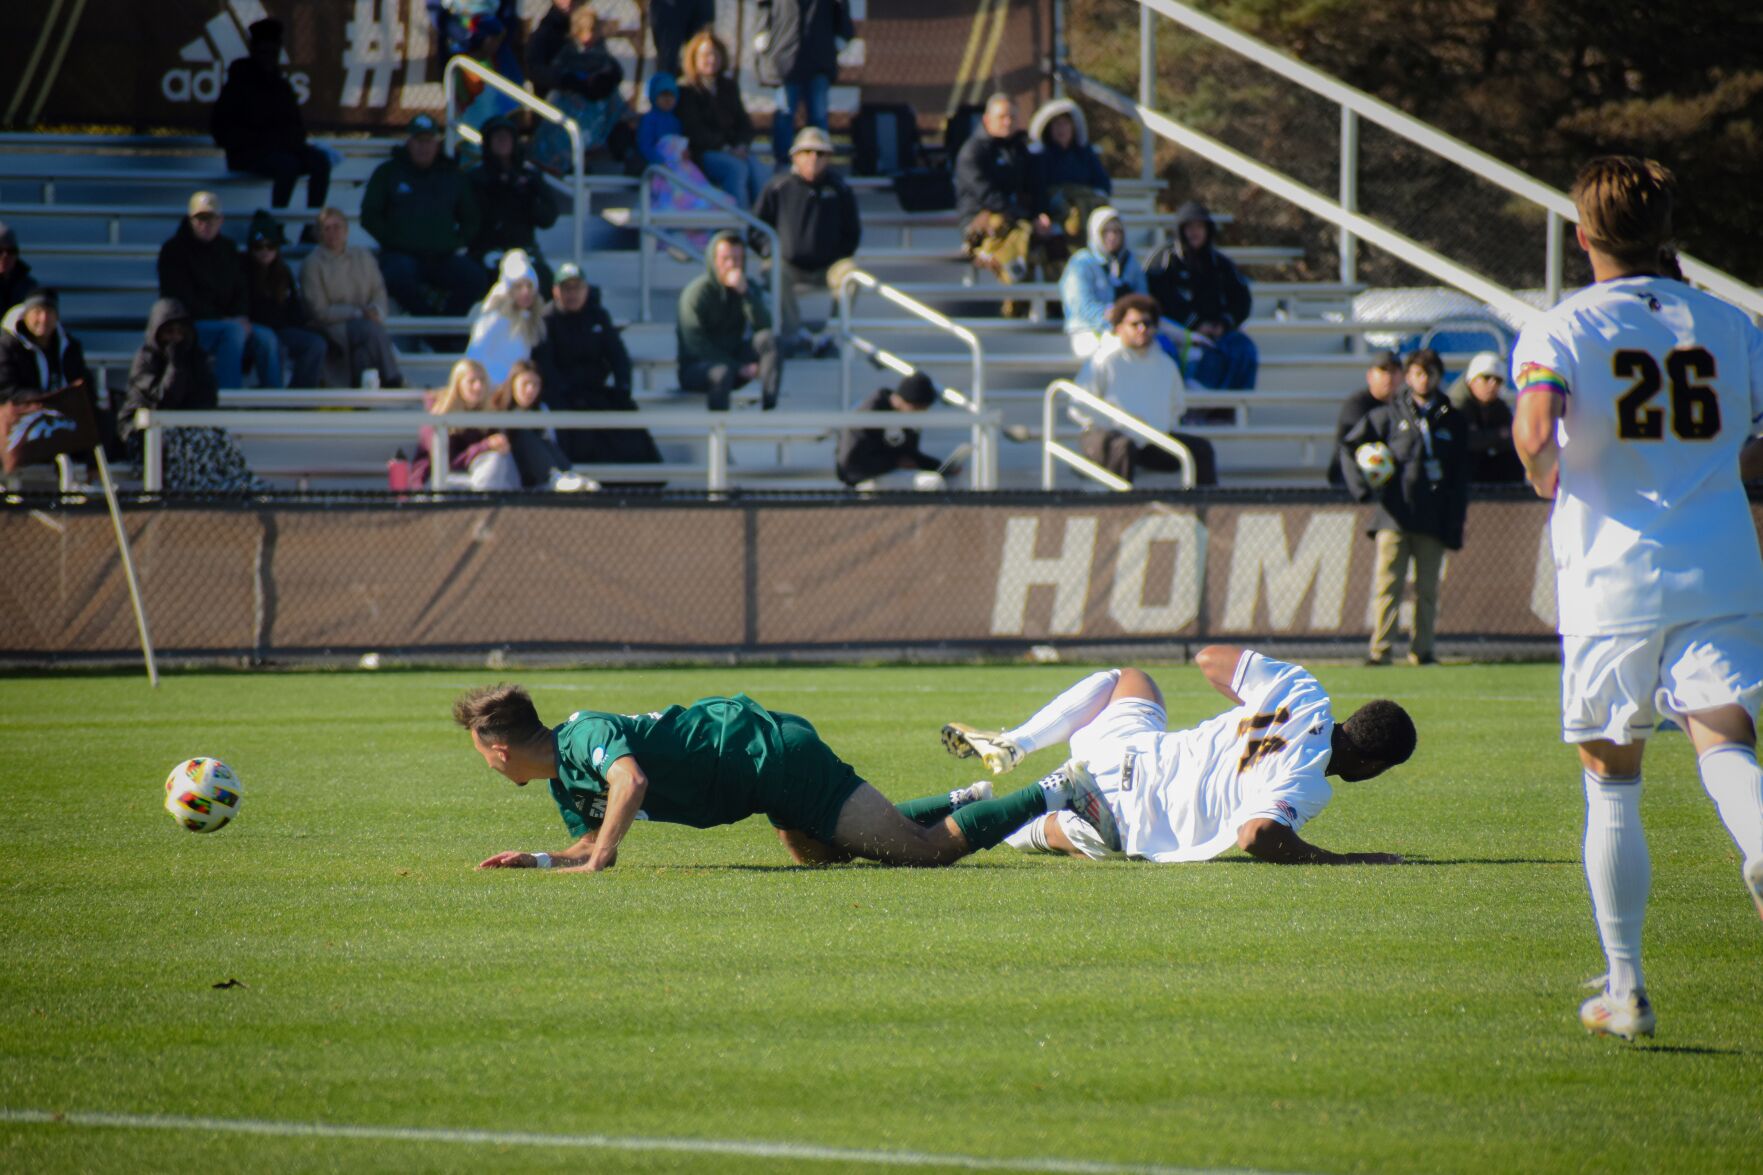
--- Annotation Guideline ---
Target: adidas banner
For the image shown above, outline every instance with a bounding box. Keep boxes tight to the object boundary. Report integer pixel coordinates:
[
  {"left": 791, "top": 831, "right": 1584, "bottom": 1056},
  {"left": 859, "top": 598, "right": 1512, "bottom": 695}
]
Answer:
[{"left": 1, "top": 383, "right": 99, "bottom": 473}]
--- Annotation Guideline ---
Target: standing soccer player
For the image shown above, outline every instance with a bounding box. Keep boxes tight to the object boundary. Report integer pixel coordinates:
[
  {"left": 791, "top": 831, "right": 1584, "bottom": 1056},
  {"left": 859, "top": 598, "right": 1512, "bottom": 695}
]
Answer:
[{"left": 1512, "top": 156, "right": 1763, "bottom": 1041}]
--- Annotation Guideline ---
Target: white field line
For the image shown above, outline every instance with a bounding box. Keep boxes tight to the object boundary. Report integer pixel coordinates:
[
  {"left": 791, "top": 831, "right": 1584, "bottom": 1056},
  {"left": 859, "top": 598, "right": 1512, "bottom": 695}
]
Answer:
[{"left": 0, "top": 1109, "right": 1285, "bottom": 1175}]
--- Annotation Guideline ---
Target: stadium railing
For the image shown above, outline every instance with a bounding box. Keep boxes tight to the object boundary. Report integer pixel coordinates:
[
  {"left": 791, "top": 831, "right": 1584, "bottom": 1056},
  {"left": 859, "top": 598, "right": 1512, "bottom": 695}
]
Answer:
[
  {"left": 442, "top": 54, "right": 585, "bottom": 268},
  {"left": 835, "top": 267, "right": 998, "bottom": 489},
  {"left": 1069, "top": 0, "right": 1763, "bottom": 319},
  {"left": 131, "top": 405, "right": 1000, "bottom": 494},
  {"left": 635, "top": 165, "right": 783, "bottom": 329},
  {"left": 1042, "top": 378, "right": 1196, "bottom": 490}
]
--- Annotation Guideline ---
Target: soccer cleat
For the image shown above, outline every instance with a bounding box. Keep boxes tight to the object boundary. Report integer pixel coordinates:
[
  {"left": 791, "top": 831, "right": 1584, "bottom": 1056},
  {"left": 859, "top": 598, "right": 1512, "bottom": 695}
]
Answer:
[
  {"left": 1579, "top": 989, "right": 1656, "bottom": 1041},
  {"left": 941, "top": 723, "right": 1025, "bottom": 775},
  {"left": 1055, "top": 759, "right": 1119, "bottom": 852},
  {"left": 948, "top": 780, "right": 994, "bottom": 808},
  {"left": 1744, "top": 858, "right": 1763, "bottom": 922}
]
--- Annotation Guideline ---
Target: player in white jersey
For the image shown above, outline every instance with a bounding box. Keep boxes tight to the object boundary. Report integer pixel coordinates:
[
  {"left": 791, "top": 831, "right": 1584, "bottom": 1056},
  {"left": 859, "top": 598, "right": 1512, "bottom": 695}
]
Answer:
[
  {"left": 1512, "top": 155, "right": 1763, "bottom": 1042},
  {"left": 940, "top": 648, "right": 1415, "bottom": 865}
]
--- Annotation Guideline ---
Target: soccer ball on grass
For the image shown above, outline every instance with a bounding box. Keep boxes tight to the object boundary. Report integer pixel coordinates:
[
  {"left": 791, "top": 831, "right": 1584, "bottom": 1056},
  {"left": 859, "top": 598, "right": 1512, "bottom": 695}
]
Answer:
[
  {"left": 1354, "top": 441, "right": 1397, "bottom": 489},
  {"left": 164, "top": 757, "right": 243, "bottom": 832}
]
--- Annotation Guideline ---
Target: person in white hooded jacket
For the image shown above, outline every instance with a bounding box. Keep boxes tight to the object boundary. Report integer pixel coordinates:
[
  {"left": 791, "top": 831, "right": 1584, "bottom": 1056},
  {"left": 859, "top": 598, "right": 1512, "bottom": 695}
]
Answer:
[
  {"left": 1059, "top": 205, "right": 1148, "bottom": 359},
  {"left": 1072, "top": 293, "right": 1217, "bottom": 486},
  {"left": 466, "top": 249, "right": 547, "bottom": 387}
]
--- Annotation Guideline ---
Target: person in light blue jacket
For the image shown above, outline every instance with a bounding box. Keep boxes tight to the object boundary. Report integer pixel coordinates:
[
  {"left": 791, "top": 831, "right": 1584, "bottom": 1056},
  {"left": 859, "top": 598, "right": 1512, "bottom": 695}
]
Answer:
[{"left": 1059, "top": 205, "right": 1147, "bottom": 359}]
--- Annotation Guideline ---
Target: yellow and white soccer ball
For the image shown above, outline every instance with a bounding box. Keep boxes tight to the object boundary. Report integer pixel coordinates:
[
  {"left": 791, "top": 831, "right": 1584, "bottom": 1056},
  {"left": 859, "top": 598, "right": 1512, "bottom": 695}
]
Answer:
[
  {"left": 1354, "top": 441, "right": 1397, "bottom": 489},
  {"left": 164, "top": 757, "right": 243, "bottom": 833}
]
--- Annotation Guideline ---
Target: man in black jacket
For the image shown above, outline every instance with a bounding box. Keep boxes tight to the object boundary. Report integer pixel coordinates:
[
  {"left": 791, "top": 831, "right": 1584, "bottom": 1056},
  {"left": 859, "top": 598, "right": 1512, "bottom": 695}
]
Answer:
[
  {"left": 954, "top": 95, "right": 1053, "bottom": 301},
  {"left": 836, "top": 372, "right": 955, "bottom": 488},
  {"left": 0, "top": 289, "right": 92, "bottom": 405},
  {"left": 754, "top": 126, "right": 860, "bottom": 353},
  {"left": 1326, "top": 349, "right": 1402, "bottom": 487},
  {"left": 157, "top": 191, "right": 280, "bottom": 388},
  {"left": 533, "top": 263, "right": 662, "bottom": 471},
  {"left": 209, "top": 19, "right": 330, "bottom": 210},
  {"left": 469, "top": 115, "right": 561, "bottom": 292},
  {"left": 1339, "top": 348, "right": 1470, "bottom": 666},
  {"left": 1145, "top": 202, "right": 1258, "bottom": 389}
]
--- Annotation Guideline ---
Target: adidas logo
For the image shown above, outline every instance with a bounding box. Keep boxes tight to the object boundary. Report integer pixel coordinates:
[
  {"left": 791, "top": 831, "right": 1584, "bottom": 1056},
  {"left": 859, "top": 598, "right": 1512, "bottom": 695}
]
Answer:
[{"left": 161, "top": 0, "right": 309, "bottom": 105}]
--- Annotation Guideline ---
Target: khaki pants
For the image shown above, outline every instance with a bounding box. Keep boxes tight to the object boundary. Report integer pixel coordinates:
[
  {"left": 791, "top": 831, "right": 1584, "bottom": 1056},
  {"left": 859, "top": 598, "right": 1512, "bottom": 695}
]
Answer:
[
  {"left": 776, "top": 257, "right": 857, "bottom": 337},
  {"left": 1369, "top": 528, "right": 1447, "bottom": 660}
]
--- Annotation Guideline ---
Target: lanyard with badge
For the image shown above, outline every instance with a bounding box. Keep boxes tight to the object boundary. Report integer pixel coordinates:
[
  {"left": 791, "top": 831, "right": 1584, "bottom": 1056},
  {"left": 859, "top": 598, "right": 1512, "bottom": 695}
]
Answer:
[{"left": 1415, "top": 405, "right": 1443, "bottom": 484}]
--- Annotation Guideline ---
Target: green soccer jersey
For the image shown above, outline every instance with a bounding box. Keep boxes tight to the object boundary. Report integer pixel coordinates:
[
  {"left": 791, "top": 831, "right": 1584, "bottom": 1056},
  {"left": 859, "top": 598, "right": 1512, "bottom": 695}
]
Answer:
[{"left": 548, "top": 694, "right": 792, "bottom": 836}]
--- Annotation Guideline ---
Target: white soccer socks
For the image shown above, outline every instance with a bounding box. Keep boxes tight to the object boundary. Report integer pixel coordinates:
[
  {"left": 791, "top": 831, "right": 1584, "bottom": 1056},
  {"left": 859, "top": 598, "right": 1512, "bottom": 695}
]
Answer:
[
  {"left": 1004, "top": 669, "right": 1121, "bottom": 755},
  {"left": 1583, "top": 770, "right": 1650, "bottom": 1003},
  {"left": 1698, "top": 743, "right": 1763, "bottom": 913}
]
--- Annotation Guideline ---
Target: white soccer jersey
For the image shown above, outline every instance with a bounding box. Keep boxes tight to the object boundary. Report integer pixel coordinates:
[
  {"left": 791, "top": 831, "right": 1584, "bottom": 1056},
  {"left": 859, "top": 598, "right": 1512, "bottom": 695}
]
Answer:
[
  {"left": 1510, "top": 276, "right": 1763, "bottom": 636},
  {"left": 1115, "top": 652, "right": 1335, "bottom": 862}
]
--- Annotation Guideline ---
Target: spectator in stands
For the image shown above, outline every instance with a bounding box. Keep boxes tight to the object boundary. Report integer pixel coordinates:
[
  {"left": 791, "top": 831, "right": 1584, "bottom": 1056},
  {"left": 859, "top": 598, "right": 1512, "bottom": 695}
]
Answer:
[
  {"left": 0, "top": 222, "right": 41, "bottom": 316},
  {"left": 157, "top": 191, "right": 280, "bottom": 389},
  {"left": 301, "top": 208, "right": 404, "bottom": 389},
  {"left": 677, "top": 230, "right": 781, "bottom": 410},
  {"left": 650, "top": 0, "right": 717, "bottom": 79},
  {"left": 1072, "top": 293, "right": 1218, "bottom": 486},
  {"left": 469, "top": 115, "right": 560, "bottom": 292},
  {"left": 1059, "top": 206, "right": 1147, "bottom": 359},
  {"left": 1145, "top": 202, "right": 1258, "bottom": 390},
  {"left": 488, "top": 358, "right": 596, "bottom": 491},
  {"left": 1327, "top": 349, "right": 1402, "bottom": 487},
  {"left": 210, "top": 19, "right": 331, "bottom": 211},
  {"left": 764, "top": 0, "right": 855, "bottom": 168},
  {"left": 637, "top": 73, "right": 684, "bottom": 167},
  {"left": 0, "top": 290, "right": 93, "bottom": 409},
  {"left": 122, "top": 298, "right": 267, "bottom": 492},
  {"left": 533, "top": 262, "right": 662, "bottom": 468},
  {"left": 837, "top": 372, "right": 956, "bottom": 490},
  {"left": 1452, "top": 351, "right": 1524, "bottom": 484},
  {"left": 1339, "top": 347, "right": 1470, "bottom": 666},
  {"left": 1029, "top": 97, "right": 1110, "bottom": 242},
  {"left": 360, "top": 115, "right": 486, "bottom": 317},
  {"left": 242, "top": 213, "right": 326, "bottom": 390},
  {"left": 419, "top": 357, "right": 520, "bottom": 491},
  {"left": 532, "top": 6, "right": 634, "bottom": 175},
  {"left": 754, "top": 126, "right": 860, "bottom": 356},
  {"left": 454, "top": 15, "right": 526, "bottom": 163},
  {"left": 526, "top": 0, "right": 577, "bottom": 93},
  {"left": 467, "top": 249, "right": 548, "bottom": 387},
  {"left": 956, "top": 94, "right": 1054, "bottom": 311},
  {"left": 431, "top": 0, "right": 523, "bottom": 68},
  {"left": 677, "top": 29, "right": 767, "bottom": 208}
]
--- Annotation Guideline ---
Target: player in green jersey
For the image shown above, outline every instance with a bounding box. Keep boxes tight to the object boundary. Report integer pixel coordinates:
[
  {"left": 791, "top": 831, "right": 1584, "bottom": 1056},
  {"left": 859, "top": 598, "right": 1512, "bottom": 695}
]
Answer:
[{"left": 454, "top": 684, "right": 1116, "bottom": 871}]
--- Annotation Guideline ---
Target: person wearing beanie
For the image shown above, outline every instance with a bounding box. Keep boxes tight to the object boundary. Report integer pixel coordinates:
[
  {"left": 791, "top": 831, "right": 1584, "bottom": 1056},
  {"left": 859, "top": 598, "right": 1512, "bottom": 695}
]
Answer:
[
  {"left": 468, "top": 114, "right": 560, "bottom": 292},
  {"left": 1, "top": 289, "right": 95, "bottom": 419},
  {"left": 0, "top": 222, "right": 41, "bottom": 316},
  {"left": 466, "top": 249, "right": 548, "bottom": 386},
  {"left": 836, "top": 371, "right": 957, "bottom": 489},
  {"left": 1072, "top": 292, "right": 1218, "bottom": 487},
  {"left": 210, "top": 18, "right": 331, "bottom": 209},
  {"left": 637, "top": 73, "right": 684, "bottom": 166}
]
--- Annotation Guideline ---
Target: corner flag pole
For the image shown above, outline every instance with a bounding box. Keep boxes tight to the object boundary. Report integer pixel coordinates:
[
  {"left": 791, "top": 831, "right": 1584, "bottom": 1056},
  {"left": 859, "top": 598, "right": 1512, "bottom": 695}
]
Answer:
[{"left": 90, "top": 448, "right": 158, "bottom": 688}]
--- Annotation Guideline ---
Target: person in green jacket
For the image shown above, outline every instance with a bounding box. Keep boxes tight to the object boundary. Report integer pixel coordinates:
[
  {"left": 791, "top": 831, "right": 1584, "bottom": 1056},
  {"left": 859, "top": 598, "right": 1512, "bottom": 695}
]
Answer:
[
  {"left": 456, "top": 683, "right": 1117, "bottom": 872},
  {"left": 359, "top": 115, "right": 488, "bottom": 316},
  {"left": 676, "top": 230, "right": 782, "bottom": 410}
]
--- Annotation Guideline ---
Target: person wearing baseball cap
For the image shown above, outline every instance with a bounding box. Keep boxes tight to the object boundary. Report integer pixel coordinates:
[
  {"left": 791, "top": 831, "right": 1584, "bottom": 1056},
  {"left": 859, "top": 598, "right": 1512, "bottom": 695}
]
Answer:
[
  {"left": 836, "top": 372, "right": 959, "bottom": 490},
  {"left": 359, "top": 111, "right": 486, "bottom": 316},
  {"left": 157, "top": 189, "right": 281, "bottom": 388},
  {"left": 534, "top": 260, "right": 664, "bottom": 477},
  {"left": 754, "top": 124, "right": 860, "bottom": 356},
  {"left": 210, "top": 17, "right": 332, "bottom": 209}
]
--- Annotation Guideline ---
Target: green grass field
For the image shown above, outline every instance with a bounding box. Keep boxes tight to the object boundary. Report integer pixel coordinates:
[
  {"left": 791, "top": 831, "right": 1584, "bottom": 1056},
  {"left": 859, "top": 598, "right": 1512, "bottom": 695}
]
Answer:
[{"left": 3, "top": 662, "right": 1761, "bottom": 1173}]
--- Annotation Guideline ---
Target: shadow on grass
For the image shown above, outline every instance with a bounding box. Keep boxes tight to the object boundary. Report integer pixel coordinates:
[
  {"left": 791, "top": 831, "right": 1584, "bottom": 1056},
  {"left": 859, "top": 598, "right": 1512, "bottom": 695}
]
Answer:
[
  {"left": 1396, "top": 857, "right": 1579, "bottom": 866},
  {"left": 1635, "top": 1044, "right": 1748, "bottom": 1057}
]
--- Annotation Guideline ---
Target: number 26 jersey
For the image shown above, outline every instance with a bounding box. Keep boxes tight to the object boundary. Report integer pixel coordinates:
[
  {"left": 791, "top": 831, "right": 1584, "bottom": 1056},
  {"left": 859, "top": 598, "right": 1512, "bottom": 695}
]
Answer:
[{"left": 1511, "top": 276, "right": 1763, "bottom": 635}]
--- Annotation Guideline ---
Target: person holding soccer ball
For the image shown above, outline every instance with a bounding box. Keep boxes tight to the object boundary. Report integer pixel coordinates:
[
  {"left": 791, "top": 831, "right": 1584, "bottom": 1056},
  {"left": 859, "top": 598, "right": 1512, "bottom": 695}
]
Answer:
[
  {"left": 941, "top": 650, "right": 1415, "bottom": 865},
  {"left": 455, "top": 684, "right": 1113, "bottom": 871},
  {"left": 1512, "top": 155, "right": 1763, "bottom": 1042}
]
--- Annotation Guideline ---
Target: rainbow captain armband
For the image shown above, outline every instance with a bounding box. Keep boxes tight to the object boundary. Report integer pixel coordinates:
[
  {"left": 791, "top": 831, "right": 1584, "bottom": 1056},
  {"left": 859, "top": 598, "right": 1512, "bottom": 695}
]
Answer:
[{"left": 1516, "top": 362, "right": 1570, "bottom": 398}]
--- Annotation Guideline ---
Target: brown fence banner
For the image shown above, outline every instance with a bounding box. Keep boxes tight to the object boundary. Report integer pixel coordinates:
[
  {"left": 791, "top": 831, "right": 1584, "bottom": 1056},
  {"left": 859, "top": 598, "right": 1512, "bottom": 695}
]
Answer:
[{"left": 9, "top": 495, "right": 1755, "bottom": 661}]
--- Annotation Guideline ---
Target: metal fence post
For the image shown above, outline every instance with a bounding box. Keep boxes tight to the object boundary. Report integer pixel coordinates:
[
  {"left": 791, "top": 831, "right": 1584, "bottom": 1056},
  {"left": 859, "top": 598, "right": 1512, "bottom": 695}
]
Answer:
[
  {"left": 1545, "top": 210, "right": 1564, "bottom": 307},
  {"left": 1139, "top": 4, "right": 1156, "bottom": 182},
  {"left": 639, "top": 175, "right": 653, "bottom": 323},
  {"left": 1339, "top": 107, "right": 1358, "bottom": 287}
]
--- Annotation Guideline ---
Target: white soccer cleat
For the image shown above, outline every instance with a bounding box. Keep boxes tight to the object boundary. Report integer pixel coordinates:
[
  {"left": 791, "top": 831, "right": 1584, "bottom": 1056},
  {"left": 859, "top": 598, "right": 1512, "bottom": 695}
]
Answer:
[
  {"left": 1055, "top": 758, "right": 1119, "bottom": 853},
  {"left": 1744, "top": 858, "right": 1763, "bottom": 922},
  {"left": 1579, "top": 989, "right": 1656, "bottom": 1041},
  {"left": 948, "top": 780, "right": 994, "bottom": 808},
  {"left": 941, "top": 723, "right": 1025, "bottom": 775}
]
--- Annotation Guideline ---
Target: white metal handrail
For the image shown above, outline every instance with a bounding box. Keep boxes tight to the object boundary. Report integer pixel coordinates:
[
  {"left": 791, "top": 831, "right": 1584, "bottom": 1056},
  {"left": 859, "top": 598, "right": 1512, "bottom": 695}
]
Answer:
[
  {"left": 637, "top": 164, "right": 782, "bottom": 328},
  {"left": 442, "top": 56, "right": 584, "bottom": 267},
  {"left": 132, "top": 406, "right": 997, "bottom": 495},
  {"left": 1094, "top": 0, "right": 1763, "bottom": 319},
  {"left": 1042, "top": 379, "right": 1195, "bottom": 491},
  {"left": 836, "top": 268, "right": 996, "bottom": 490}
]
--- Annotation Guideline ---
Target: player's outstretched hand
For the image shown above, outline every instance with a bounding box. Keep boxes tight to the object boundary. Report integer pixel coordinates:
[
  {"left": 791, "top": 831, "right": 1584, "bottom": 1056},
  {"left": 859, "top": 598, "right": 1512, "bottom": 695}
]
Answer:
[{"left": 478, "top": 850, "right": 536, "bottom": 869}]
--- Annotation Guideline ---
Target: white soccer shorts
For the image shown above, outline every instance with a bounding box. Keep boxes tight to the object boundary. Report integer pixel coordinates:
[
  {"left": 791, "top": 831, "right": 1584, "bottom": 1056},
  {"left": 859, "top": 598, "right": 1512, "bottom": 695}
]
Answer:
[{"left": 1561, "top": 613, "right": 1763, "bottom": 744}]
